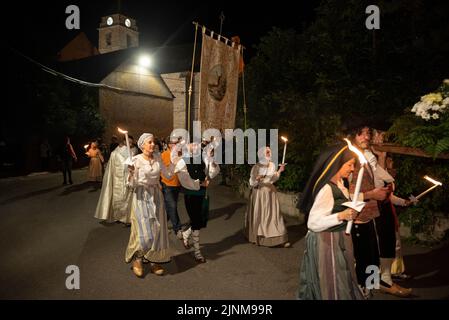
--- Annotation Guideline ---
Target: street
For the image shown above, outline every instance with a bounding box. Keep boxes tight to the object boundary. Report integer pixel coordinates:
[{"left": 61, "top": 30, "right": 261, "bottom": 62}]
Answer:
[{"left": 0, "top": 169, "right": 448, "bottom": 300}]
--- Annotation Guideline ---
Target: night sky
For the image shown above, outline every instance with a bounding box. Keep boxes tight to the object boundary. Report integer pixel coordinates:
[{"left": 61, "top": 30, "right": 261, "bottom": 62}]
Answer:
[{"left": 7, "top": 0, "right": 319, "bottom": 60}]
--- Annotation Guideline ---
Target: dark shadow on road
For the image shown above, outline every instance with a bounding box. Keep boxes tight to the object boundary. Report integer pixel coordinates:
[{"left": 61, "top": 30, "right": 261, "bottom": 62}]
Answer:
[
  {"left": 203, "top": 230, "right": 248, "bottom": 261},
  {"left": 98, "top": 220, "right": 130, "bottom": 228},
  {"left": 170, "top": 230, "right": 248, "bottom": 275},
  {"left": 209, "top": 202, "right": 246, "bottom": 221},
  {"left": 286, "top": 223, "right": 308, "bottom": 246},
  {"left": 0, "top": 185, "right": 64, "bottom": 205},
  {"left": 402, "top": 242, "right": 449, "bottom": 289},
  {"left": 168, "top": 251, "right": 201, "bottom": 275},
  {"left": 58, "top": 182, "right": 102, "bottom": 196}
]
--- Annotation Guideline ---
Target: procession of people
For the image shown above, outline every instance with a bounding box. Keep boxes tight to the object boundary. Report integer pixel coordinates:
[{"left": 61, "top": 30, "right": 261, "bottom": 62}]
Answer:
[{"left": 87, "top": 123, "right": 423, "bottom": 300}]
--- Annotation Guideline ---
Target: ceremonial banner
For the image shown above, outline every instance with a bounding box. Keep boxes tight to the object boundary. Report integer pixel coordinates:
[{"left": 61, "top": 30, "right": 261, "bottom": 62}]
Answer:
[{"left": 199, "top": 33, "right": 240, "bottom": 131}]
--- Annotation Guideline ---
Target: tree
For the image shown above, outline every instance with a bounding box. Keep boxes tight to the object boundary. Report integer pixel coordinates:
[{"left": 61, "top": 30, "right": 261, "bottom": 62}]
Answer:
[
  {"left": 239, "top": 0, "right": 449, "bottom": 192},
  {"left": 5, "top": 49, "right": 105, "bottom": 174}
]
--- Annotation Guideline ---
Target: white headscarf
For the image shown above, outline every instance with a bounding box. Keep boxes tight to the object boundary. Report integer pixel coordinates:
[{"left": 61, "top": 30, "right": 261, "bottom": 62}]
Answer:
[
  {"left": 257, "top": 146, "right": 271, "bottom": 165},
  {"left": 137, "top": 133, "right": 153, "bottom": 151}
]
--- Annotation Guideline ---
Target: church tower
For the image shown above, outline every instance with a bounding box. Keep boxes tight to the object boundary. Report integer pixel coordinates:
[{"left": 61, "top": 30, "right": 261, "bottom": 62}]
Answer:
[{"left": 98, "top": 13, "right": 139, "bottom": 54}]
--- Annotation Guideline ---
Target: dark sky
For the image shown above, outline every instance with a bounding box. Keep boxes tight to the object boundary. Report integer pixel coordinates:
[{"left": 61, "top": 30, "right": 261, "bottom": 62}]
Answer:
[{"left": 6, "top": 0, "right": 319, "bottom": 61}]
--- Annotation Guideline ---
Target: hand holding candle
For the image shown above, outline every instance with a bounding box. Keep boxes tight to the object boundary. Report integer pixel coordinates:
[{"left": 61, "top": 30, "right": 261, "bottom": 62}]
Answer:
[{"left": 409, "top": 175, "right": 442, "bottom": 203}]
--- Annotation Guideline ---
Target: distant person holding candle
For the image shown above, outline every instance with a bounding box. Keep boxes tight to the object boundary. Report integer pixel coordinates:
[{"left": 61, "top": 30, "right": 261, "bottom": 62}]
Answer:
[
  {"left": 58, "top": 136, "right": 77, "bottom": 185},
  {"left": 298, "top": 144, "right": 363, "bottom": 300},
  {"left": 348, "top": 124, "right": 411, "bottom": 298},
  {"left": 244, "top": 146, "right": 289, "bottom": 248},
  {"left": 86, "top": 141, "right": 104, "bottom": 182}
]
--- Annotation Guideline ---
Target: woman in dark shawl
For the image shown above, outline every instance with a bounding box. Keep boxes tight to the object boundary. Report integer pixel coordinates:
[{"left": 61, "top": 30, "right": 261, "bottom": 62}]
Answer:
[{"left": 297, "top": 144, "right": 364, "bottom": 300}]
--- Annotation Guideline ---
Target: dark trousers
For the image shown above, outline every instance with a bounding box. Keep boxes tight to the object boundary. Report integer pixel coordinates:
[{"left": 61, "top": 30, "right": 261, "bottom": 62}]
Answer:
[
  {"left": 162, "top": 183, "right": 181, "bottom": 233},
  {"left": 184, "top": 193, "right": 206, "bottom": 230},
  {"left": 375, "top": 200, "right": 396, "bottom": 258},
  {"left": 351, "top": 220, "right": 380, "bottom": 287},
  {"left": 61, "top": 158, "right": 73, "bottom": 184}
]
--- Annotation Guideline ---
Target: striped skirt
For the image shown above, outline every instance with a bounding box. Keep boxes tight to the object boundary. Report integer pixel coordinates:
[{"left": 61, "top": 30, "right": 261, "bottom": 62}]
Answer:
[
  {"left": 298, "top": 230, "right": 364, "bottom": 300},
  {"left": 125, "top": 185, "right": 171, "bottom": 264}
]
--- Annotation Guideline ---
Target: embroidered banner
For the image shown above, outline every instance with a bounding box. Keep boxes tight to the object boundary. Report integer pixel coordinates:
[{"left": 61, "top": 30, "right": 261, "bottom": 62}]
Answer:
[{"left": 199, "top": 33, "right": 240, "bottom": 131}]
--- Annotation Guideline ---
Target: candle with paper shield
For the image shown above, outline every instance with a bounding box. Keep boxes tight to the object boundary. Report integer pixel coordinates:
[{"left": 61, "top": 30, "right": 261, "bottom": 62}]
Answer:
[
  {"left": 343, "top": 139, "right": 368, "bottom": 235},
  {"left": 281, "top": 136, "right": 288, "bottom": 164}
]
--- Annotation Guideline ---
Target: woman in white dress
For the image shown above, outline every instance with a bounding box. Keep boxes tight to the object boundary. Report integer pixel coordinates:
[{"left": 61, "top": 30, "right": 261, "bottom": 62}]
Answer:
[
  {"left": 244, "top": 146, "right": 289, "bottom": 247},
  {"left": 126, "top": 133, "right": 200, "bottom": 277}
]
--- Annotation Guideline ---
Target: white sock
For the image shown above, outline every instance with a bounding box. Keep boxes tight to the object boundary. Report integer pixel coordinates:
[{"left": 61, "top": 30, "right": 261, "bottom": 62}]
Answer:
[
  {"left": 380, "top": 258, "right": 394, "bottom": 286},
  {"left": 192, "top": 229, "right": 203, "bottom": 258},
  {"left": 182, "top": 227, "right": 192, "bottom": 242}
]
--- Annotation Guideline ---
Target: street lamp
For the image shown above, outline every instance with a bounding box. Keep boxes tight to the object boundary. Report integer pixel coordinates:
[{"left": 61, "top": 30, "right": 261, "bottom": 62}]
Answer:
[{"left": 138, "top": 55, "right": 152, "bottom": 68}]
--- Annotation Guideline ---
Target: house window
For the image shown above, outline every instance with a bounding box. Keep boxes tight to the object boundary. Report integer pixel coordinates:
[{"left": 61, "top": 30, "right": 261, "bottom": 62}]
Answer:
[{"left": 106, "top": 33, "right": 112, "bottom": 46}]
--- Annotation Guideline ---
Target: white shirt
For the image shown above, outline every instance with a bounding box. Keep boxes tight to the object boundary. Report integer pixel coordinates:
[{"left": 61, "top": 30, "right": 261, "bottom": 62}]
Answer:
[
  {"left": 307, "top": 180, "right": 350, "bottom": 232},
  {"left": 128, "top": 154, "right": 199, "bottom": 190},
  {"left": 249, "top": 162, "right": 280, "bottom": 187},
  {"left": 203, "top": 156, "right": 220, "bottom": 180}
]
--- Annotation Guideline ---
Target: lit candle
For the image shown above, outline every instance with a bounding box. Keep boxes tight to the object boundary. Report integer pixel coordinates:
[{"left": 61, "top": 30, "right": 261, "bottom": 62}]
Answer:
[
  {"left": 117, "top": 127, "right": 131, "bottom": 160},
  {"left": 412, "top": 175, "right": 442, "bottom": 200},
  {"left": 281, "top": 136, "right": 288, "bottom": 164},
  {"left": 344, "top": 138, "right": 368, "bottom": 235}
]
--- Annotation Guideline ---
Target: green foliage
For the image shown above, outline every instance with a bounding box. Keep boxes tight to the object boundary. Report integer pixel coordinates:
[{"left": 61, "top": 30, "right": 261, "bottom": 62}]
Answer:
[
  {"left": 238, "top": 1, "right": 449, "bottom": 240},
  {"left": 276, "top": 164, "right": 307, "bottom": 192},
  {"left": 398, "top": 205, "right": 432, "bottom": 234},
  {"left": 433, "top": 137, "right": 449, "bottom": 158},
  {"left": 243, "top": 0, "right": 449, "bottom": 194},
  {"left": 31, "top": 74, "right": 105, "bottom": 144},
  {"left": 388, "top": 81, "right": 449, "bottom": 161},
  {"left": 392, "top": 153, "right": 449, "bottom": 238}
]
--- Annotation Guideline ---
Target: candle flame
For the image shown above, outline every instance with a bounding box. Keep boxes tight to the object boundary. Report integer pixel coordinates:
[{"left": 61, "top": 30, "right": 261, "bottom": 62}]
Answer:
[
  {"left": 117, "top": 127, "right": 128, "bottom": 134},
  {"left": 344, "top": 138, "right": 367, "bottom": 164},
  {"left": 424, "top": 175, "right": 442, "bottom": 186},
  {"left": 84, "top": 144, "right": 89, "bottom": 149},
  {"left": 281, "top": 136, "right": 288, "bottom": 142}
]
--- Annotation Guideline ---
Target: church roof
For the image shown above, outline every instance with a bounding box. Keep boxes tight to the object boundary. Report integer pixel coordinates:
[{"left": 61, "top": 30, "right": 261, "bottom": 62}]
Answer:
[
  {"left": 57, "top": 43, "right": 200, "bottom": 83},
  {"left": 56, "top": 43, "right": 201, "bottom": 99}
]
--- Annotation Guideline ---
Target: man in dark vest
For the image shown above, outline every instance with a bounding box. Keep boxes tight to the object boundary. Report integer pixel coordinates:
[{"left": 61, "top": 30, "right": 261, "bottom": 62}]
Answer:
[
  {"left": 181, "top": 140, "right": 220, "bottom": 263},
  {"left": 348, "top": 125, "right": 412, "bottom": 298}
]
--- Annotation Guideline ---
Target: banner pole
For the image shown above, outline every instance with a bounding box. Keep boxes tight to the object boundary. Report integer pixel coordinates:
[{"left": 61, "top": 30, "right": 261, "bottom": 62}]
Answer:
[{"left": 188, "top": 22, "right": 199, "bottom": 135}]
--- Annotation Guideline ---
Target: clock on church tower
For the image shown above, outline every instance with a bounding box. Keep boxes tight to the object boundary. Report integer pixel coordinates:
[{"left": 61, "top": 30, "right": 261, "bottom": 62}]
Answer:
[{"left": 98, "top": 14, "right": 139, "bottom": 54}]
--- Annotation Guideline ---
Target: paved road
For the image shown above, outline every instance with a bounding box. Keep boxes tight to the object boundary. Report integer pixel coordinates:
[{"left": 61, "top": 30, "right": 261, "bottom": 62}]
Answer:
[{"left": 0, "top": 169, "right": 448, "bottom": 300}]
